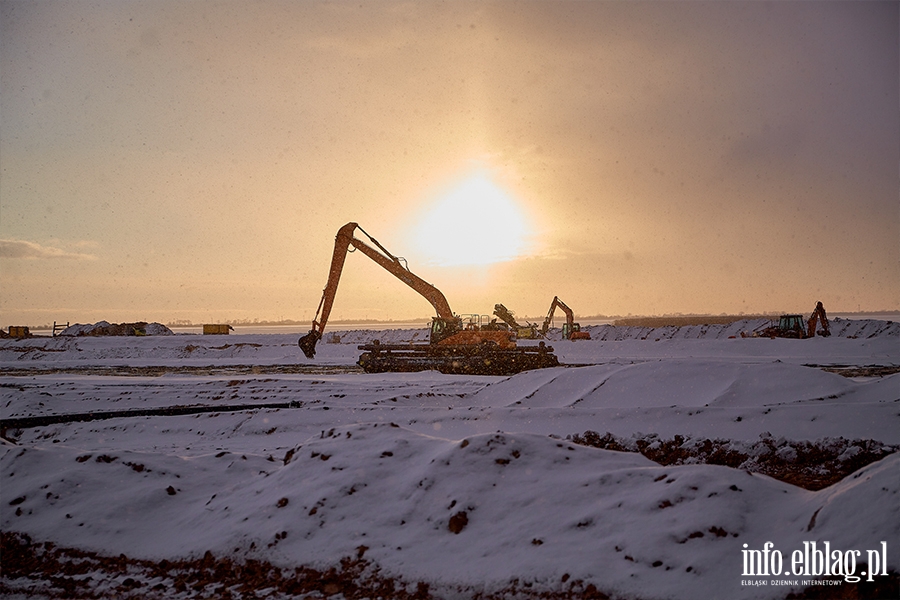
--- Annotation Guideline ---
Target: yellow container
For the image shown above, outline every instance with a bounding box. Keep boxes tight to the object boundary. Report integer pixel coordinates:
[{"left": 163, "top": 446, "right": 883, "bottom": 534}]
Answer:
[
  {"left": 9, "top": 326, "right": 30, "bottom": 338},
  {"left": 203, "top": 324, "right": 232, "bottom": 335}
]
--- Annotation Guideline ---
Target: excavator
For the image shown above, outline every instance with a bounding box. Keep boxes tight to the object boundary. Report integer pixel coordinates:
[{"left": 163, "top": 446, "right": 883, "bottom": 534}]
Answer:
[
  {"left": 493, "top": 303, "right": 542, "bottom": 339},
  {"left": 751, "top": 301, "right": 831, "bottom": 339},
  {"left": 540, "top": 296, "right": 591, "bottom": 340},
  {"left": 298, "top": 223, "right": 559, "bottom": 375},
  {"left": 807, "top": 301, "right": 831, "bottom": 338}
]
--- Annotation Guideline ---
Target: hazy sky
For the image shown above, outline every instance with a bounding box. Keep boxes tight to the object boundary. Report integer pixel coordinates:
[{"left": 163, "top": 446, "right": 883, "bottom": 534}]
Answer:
[{"left": 1, "top": 1, "right": 897, "bottom": 327}]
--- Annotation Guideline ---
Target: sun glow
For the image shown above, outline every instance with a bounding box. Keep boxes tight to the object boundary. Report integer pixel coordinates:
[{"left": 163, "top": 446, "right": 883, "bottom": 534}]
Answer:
[{"left": 411, "top": 172, "right": 534, "bottom": 267}]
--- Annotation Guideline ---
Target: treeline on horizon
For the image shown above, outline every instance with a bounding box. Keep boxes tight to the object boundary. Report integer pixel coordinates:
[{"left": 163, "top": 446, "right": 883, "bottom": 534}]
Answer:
[
  {"left": 16, "top": 310, "right": 899, "bottom": 331},
  {"left": 176, "top": 309, "right": 897, "bottom": 328}
]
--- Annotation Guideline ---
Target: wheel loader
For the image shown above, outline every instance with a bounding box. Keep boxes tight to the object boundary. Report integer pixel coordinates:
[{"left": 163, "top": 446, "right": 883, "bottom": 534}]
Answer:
[{"left": 298, "top": 223, "right": 559, "bottom": 375}]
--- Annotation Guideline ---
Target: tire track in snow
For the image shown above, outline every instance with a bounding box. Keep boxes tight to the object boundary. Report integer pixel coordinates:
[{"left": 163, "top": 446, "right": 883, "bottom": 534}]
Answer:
[{"left": 1, "top": 401, "right": 304, "bottom": 434}]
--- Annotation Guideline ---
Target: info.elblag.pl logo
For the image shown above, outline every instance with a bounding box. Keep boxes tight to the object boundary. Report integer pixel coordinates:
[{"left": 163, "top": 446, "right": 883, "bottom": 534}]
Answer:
[{"left": 741, "top": 541, "right": 889, "bottom": 587}]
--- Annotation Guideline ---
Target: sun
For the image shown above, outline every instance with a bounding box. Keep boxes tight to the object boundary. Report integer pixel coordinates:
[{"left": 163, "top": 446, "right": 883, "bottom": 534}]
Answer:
[{"left": 411, "top": 171, "right": 534, "bottom": 267}]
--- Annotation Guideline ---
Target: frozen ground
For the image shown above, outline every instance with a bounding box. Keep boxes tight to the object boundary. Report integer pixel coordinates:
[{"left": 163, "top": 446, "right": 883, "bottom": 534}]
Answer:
[{"left": 1, "top": 318, "right": 898, "bottom": 599}]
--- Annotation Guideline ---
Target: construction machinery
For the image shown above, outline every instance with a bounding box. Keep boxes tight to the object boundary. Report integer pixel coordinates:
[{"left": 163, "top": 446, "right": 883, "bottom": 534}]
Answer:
[
  {"left": 752, "top": 301, "right": 831, "bottom": 339},
  {"left": 807, "top": 301, "right": 831, "bottom": 337},
  {"left": 298, "top": 223, "right": 559, "bottom": 375},
  {"left": 493, "top": 303, "right": 542, "bottom": 339},
  {"left": 540, "top": 296, "right": 591, "bottom": 340}
]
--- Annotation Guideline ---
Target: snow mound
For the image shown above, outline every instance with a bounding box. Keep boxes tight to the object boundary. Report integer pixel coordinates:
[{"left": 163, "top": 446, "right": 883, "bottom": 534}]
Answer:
[
  {"left": 578, "top": 317, "right": 899, "bottom": 341},
  {"left": 470, "top": 361, "right": 856, "bottom": 409},
  {"left": 59, "top": 321, "right": 174, "bottom": 336},
  {"left": 3, "top": 424, "right": 898, "bottom": 599}
]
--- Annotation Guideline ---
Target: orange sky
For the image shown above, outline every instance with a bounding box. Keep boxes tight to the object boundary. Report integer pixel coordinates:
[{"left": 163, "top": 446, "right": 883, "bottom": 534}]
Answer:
[{"left": 1, "top": 1, "right": 897, "bottom": 327}]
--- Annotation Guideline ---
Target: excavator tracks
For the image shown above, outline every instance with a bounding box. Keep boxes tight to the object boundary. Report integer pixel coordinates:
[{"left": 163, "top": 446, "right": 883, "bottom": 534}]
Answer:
[{"left": 357, "top": 340, "right": 559, "bottom": 375}]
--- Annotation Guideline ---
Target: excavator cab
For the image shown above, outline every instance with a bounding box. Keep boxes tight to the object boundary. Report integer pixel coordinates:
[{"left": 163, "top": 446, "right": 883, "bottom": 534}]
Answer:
[
  {"left": 458, "top": 314, "right": 507, "bottom": 331},
  {"left": 563, "top": 322, "right": 591, "bottom": 341},
  {"left": 777, "top": 315, "right": 806, "bottom": 338},
  {"left": 754, "top": 314, "right": 806, "bottom": 339},
  {"left": 430, "top": 317, "right": 463, "bottom": 344},
  {"left": 562, "top": 322, "right": 580, "bottom": 340}
]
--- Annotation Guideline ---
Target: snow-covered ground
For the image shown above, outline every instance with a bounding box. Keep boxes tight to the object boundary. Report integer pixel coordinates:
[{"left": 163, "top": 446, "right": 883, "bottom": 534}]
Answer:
[{"left": 1, "top": 318, "right": 898, "bottom": 599}]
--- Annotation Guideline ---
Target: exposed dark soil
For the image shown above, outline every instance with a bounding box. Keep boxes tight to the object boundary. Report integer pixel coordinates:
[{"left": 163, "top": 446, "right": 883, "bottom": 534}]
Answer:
[
  {"left": 816, "top": 365, "right": 900, "bottom": 378},
  {"left": 0, "top": 531, "right": 620, "bottom": 600},
  {"left": 2, "top": 531, "right": 895, "bottom": 599},
  {"left": 568, "top": 431, "right": 898, "bottom": 491},
  {"left": 0, "top": 531, "right": 427, "bottom": 600},
  {"left": 0, "top": 364, "right": 363, "bottom": 377},
  {"left": 0, "top": 400, "right": 305, "bottom": 433}
]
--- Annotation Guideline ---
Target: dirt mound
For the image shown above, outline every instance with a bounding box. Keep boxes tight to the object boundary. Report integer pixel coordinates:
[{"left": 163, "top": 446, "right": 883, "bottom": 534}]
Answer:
[
  {"left": 568, "top": 431, "right": 899, "bottom": 491},
  {"left": 59, "top": 321, "right": 173, "bottom": 337},
  {"left": 0, "top": 531, "right": 620, "bottom": 600},
  {"left": 0, "top": 531, "right": 434, "bottom": 600}
]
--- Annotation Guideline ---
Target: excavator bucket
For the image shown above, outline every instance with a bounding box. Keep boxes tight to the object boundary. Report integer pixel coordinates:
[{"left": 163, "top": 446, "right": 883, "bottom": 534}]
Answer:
[{"left": 298, "top": 330, "right": 321, "bottom": 359}]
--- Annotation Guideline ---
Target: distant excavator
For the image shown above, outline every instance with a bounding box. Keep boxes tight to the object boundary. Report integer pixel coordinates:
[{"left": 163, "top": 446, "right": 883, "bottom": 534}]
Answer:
[
  {"left": 298, "top": 222, "right": 559, "bottom": 374},
  {"left": 751, "top": 301, "right": 831, "bottom": 339},
  {"left": 807, "top": 301, "right": 831, "bottom": 337},
  {"left": 540, "top": 296, "right": 591, "bottom": 340},
  {"left": 493, "top": 303, "right": 541, "bottom": 339}
]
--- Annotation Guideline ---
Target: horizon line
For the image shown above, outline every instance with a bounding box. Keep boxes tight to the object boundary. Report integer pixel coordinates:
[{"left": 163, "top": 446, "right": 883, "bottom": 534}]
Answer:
[{"left": 13, "top": 309, "right": 900, "bottom": 330}]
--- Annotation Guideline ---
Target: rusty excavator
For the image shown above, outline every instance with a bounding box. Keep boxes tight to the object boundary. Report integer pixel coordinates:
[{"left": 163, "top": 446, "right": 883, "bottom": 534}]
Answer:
[
  {"left": 540, "top": 296, "right": 591, "bottom": 340},
  {"left": 298, "top": 223, "right": 559, "bottom": 375}
]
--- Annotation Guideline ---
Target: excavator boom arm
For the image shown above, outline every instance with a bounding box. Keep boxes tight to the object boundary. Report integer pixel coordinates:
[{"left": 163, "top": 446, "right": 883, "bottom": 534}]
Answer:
[
  {"left": 300, "top": 222, "right": 454, "bottom": 358},
  {"left": 493, "top": 304, "right": 523, "bottom": 329},
  {"left": 807, "top": 301, "right": 830, "bottom": 338},
  {"left": 541, "top": 296, "right": 575, "bottom": 334}
]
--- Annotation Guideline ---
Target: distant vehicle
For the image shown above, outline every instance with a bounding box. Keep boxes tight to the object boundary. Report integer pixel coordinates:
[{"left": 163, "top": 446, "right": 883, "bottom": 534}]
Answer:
[
  {"left": 298, "top": 222, "right": 559, "bottom": 375},
  {"left": 540, "top": 296, "right": 591, "bottom": 340}
]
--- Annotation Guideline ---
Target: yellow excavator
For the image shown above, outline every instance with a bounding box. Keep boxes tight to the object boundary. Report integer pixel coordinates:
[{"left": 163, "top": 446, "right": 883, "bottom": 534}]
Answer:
[
  {"left": 493, "top": 303, "right": 542, "bottom": 339},
  {"left": 540, "top": 296, "right": 591, "bottom": 340},
  {"left": 807, "top": 301, "right": 831, "bottom": 338},
  {"left": 298, "top": 223, "right": 558, "bottom": 374}
]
